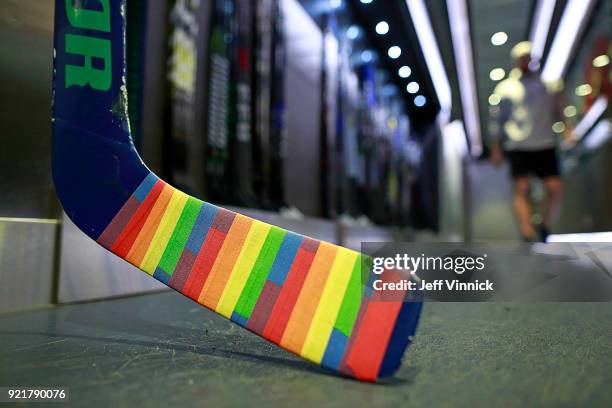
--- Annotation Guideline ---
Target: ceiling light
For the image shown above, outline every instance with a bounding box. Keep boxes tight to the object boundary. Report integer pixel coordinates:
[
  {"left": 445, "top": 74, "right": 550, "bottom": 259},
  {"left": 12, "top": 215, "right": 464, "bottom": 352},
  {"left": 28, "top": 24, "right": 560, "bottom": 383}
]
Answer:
[
  {"left": 406, "top": 82, "right": 419, "bottom": 93},
  {"left": 583, "top": 119, "right": 611, "bottom": 150},
  {"left": 347, "top": 25, "right": 359, "bottom": 40},
  {"left": 398, "top": 66, "right": 411, "bottom": 78},
  {"left": 541, "top": 0, "right": 597, "bottom": 82},
  {"left": 406, "top": 0, "right": 453, "bottom": 120},
  {"left": 529, "top": 0, "right": 557, "bottom": 62},
  {"left": 490, "top": 31, "right": 508, "bottom": 46},
  {"left": 375, "top": 21, "right": 389, "bottom": 35},
  {"left": 593, "top": 54, "right": 610, "bottom": 68},
  {"left": 563, "top": 105, "right": 577, "bottom": 117},
  {"left": 489, "top": 68, "right": 505, "bottom": 81},
  {"left": 330, "top": 0, "right": 342, "bottom": 9},
  {"left": 552, "top": 121, "right": 565, "bottom": 133},
  {"left": 446, "top": 0, "right": 482, "bottom": 156},
  {"left": 360, "top": 0, "right": 373, "bottom": 4},
  {"left": 361, "top": 50, "right": 373, "bottom": 63},
  {"left": 573, "top": 96, "right": 608, "bottom": 140},
  {"left": 414, "top": 95, "right": 426, "bottom": 107},
  {"left": 387, "top": 45, "right": 402, "bottom": 59},
  {"left": 388, "top": 46, "right": 401, "bottom": 59},
  {"left": 575, "top": 83, "right": 592, "bottom": 96},
  {"left": 488, "top": 93, "right": 501, "bottom": 106}
]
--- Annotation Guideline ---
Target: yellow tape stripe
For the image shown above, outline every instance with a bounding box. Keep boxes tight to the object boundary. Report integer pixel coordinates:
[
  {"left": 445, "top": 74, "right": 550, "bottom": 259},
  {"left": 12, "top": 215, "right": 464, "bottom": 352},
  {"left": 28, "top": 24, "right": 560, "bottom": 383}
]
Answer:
[
  {"left": 198, "top": 214, "right": 254, "bottom": 308},
  {"left": 300, "top": 247, "right": 359, "bottom": 363},
  {"left": 280, "top": 242, "right": 337, "bottom": 354},
  {"left": 140, "top": 190, "right": 188, "bottom": 274},
  {"left": 216, "top": 220, "right": 272, "bottom": 318}
]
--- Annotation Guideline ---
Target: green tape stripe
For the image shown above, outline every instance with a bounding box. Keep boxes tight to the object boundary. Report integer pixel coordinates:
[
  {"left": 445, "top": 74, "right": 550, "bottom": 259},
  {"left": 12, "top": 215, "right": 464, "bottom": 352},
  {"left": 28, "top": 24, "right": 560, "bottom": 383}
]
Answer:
[
  {"left": 233, "top": 226, "right": 286, "bottom": 319},
  {"left": 157, "top": 197, "right": 202, "bottom": 275},
  {"left": 333, "top": 254, "right": 366, "bottom": 337}
]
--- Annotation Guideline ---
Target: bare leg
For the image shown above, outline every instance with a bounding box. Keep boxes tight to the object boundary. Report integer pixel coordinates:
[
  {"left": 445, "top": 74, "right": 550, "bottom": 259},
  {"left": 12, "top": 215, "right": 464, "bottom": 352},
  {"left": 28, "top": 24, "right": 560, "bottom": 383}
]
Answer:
[
  {"left": 513, "top": 177, "right": 536, "bottom": 239},
  {"left": 543, "top": 176, "right": 563, "bottom": 227}
]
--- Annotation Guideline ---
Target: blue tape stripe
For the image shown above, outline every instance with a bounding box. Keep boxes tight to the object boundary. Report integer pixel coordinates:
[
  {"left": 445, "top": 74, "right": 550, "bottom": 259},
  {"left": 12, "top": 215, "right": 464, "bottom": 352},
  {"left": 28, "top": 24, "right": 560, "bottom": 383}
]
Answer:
[
  {"left": 267, "top": 232, "right": 303, "bottom": 285},
  {"left": 134, "top": 173, "right": 159, "bottom": 203},
  {"left": 231, "top": 312, "right": 249, "bottom": 327},
  {"left": 185, "top": 203, "right": 218, "bottom": 253},
  {"left": 321, "top": 328, "right": 349, "bottom": 371},
  {"left": 153, "top": 267, "right": 170, "bottom": 285}
]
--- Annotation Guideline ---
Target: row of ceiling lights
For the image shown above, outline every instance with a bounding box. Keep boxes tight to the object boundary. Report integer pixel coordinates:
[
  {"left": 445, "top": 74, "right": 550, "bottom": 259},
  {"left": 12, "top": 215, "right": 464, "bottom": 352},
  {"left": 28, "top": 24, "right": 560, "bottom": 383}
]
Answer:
[
  {"left": 561, "top": 54, "right": 609, "bottom": 118},
  {"left": 488, "top": 31, "right": 509, "bottom": 87},
  {"left": 485, "top": 29, "right": 609, "bottom": 121},
  {"left": 340, "top": 0, "right": 427, "bottom": 107}
]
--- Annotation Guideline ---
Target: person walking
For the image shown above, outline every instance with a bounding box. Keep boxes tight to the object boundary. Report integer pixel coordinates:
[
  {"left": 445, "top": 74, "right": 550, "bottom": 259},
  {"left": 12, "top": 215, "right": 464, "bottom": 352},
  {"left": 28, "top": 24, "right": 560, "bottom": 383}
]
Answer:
[{"left": 490, "top": 41, "right": 572, "bottom": 242}]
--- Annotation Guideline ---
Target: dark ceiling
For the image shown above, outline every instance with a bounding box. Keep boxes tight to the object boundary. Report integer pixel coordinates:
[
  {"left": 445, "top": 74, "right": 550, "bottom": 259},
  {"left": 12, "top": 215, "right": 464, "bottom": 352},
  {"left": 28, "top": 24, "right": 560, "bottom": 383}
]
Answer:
[
  {"left": 347, "top": 0, "right": 441, "bottom": 125},
  {"left": 299, "top": 0, "right": 442, "bottom": 127}
]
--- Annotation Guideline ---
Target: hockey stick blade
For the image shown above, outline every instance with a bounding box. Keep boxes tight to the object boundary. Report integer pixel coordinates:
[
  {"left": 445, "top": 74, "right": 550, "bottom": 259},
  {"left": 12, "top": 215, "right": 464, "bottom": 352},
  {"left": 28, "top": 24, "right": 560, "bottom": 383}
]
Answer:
[{"left": 52, "top": 0, "right": 421, "bottom": 382}]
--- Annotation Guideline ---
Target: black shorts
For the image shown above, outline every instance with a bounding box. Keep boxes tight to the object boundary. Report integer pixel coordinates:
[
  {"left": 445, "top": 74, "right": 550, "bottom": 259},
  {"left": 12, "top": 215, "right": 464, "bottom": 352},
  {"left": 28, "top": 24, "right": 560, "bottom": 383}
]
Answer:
[{"left": 506, "top": 148, "right": 560, "bottom": 179}]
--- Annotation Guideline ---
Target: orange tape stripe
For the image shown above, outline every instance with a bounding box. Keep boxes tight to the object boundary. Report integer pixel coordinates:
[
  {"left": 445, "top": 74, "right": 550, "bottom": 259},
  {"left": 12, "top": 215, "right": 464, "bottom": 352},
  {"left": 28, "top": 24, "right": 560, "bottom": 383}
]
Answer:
[
  {"left": 126, "top": 184, "right": 174, "bottom": 266},
  {"left": 280, "top": 242, "right": 338, "bottom": 355},
  {"left": 198, "top": 214, "right": 254, "bottom": 308}
]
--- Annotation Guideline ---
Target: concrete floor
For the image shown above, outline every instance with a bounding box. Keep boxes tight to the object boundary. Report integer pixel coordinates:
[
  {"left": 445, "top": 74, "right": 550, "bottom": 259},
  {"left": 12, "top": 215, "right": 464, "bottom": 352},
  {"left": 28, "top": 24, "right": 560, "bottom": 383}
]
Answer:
[{"left": 0, "top": 292, "right": 610, "bottom": 407}]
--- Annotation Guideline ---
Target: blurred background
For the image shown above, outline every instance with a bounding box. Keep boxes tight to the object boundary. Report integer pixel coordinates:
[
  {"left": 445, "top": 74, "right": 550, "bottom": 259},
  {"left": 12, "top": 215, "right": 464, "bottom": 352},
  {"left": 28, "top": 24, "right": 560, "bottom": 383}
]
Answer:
[{"left": 0, "top": 0, "right": 610, "bottom": 312}]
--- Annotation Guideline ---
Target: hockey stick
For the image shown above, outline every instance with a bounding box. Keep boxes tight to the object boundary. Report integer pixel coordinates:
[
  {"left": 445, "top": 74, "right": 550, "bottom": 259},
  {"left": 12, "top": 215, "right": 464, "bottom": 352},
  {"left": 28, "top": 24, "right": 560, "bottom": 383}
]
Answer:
[{"left": 52, "top": 0, "right": 421, "bottom": 382}]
